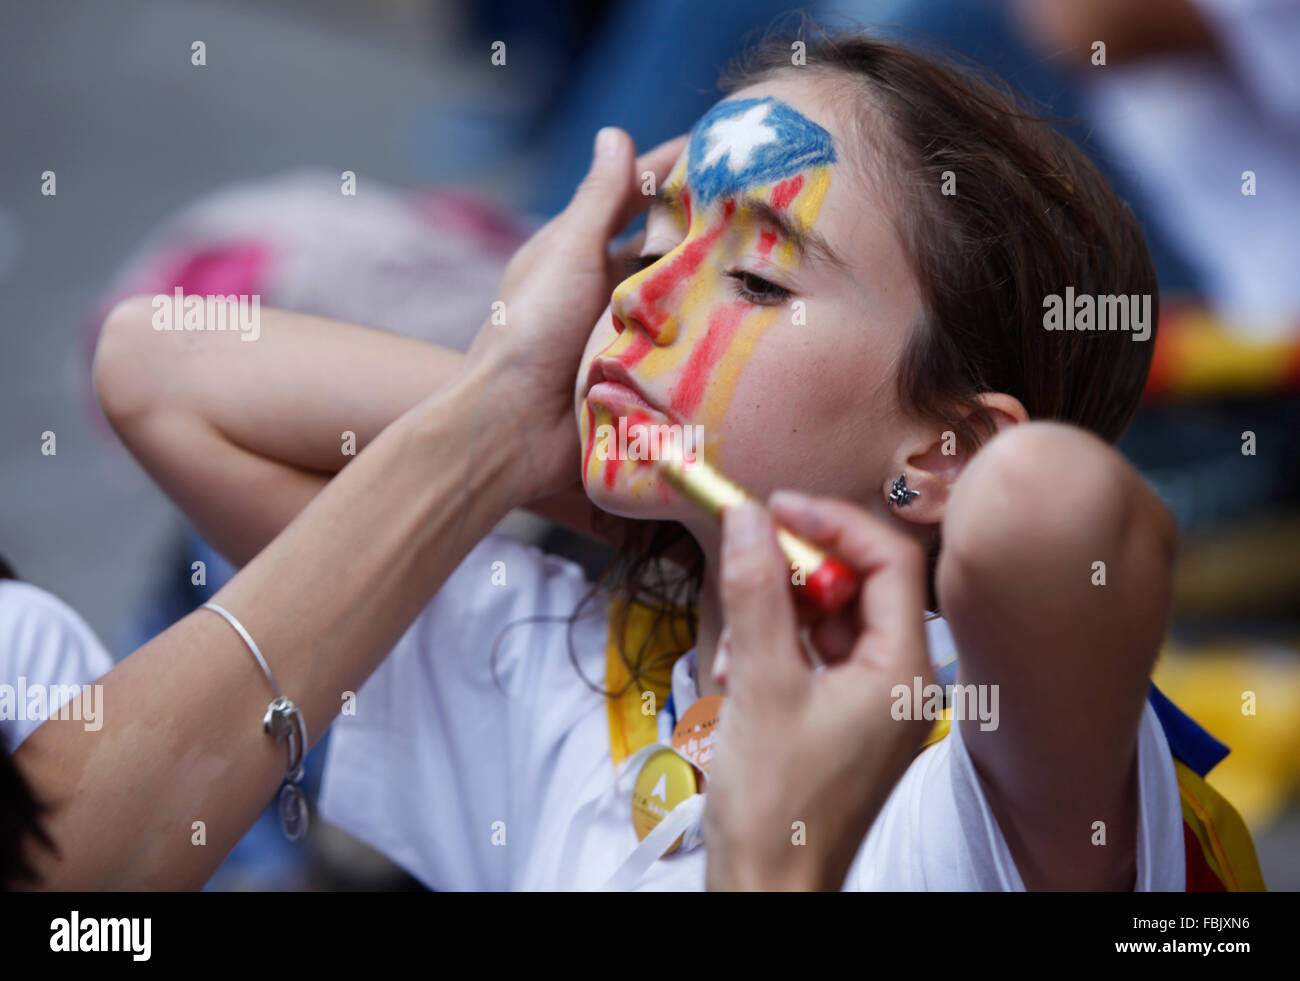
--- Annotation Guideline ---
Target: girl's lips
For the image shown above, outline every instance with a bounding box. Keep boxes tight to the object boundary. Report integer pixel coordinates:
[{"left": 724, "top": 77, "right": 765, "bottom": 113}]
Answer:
[{"left": 586, "top": 381, "right": 669, "bottom": 420}]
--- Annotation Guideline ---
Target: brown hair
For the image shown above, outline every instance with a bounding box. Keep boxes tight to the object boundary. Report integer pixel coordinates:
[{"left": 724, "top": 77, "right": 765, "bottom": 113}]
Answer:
[
  {"left": 726, "top": 28, "right": 1157, "bottom": 450},
  {"left": 555, "top": 26, "right": 1158, "bottom": 696}
]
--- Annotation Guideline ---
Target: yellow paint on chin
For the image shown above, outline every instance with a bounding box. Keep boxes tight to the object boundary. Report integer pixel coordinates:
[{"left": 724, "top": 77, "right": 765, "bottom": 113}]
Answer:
[
  {"left": 581, "top": 398, "right": 615, "bottom": 489},
  {"left": 578, "top": 398, "right": 595, "bottom": 484},
  {"left": 579, "top": 396, "right": 665, "bottom": 499}
]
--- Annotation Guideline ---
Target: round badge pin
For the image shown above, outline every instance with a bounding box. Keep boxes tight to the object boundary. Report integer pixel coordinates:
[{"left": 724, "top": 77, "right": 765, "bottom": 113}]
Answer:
[
  {"left": 671, "top": 694, "right": 724, "bottom": 773},
  {"left": 631, "top": 748, "right": 698, "bottom": 853}
]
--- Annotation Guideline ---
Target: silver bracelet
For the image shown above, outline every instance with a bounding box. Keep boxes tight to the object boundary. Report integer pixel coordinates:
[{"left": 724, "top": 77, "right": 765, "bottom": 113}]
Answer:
[{"left": 201, "top": 601, "right": 310, "bottom": 841}]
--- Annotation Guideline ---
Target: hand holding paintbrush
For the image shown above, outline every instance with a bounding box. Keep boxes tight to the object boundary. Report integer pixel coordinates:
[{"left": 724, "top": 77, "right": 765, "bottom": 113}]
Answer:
[{"left": 702, "top": 487, "right": 933, "bottom": 890}]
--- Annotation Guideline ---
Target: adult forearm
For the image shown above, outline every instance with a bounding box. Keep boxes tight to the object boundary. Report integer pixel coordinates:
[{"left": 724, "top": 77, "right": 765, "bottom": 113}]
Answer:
[
  {"left": 15, "top": 354, "right": 525, "bottom": 889},
  {"left": 94, "top": 298, "right": 605, "bottom": 564},
  {"left": 96, "top": 297, "right": 461, "bottom": 474}
]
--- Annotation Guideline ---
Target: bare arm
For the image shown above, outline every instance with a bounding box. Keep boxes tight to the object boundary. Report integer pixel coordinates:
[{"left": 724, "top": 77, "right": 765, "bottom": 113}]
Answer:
[
  {"left": 94, "top": 297, "right": 607, "bottom": 568},
  {"left": 936, "top": 421, "right": 1177, "bottom": 890},
  {"left": 15, "top": 352, "right": 527, "bottom": 889},
  {"left": 12, "top": 128, "right": 678, "bottom": 889}
]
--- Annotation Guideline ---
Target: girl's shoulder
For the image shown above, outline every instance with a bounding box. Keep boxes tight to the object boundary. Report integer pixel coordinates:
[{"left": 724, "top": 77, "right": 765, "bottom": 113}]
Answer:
[{"left": 0, "top": 579, "right": 114, "bottom": 681}]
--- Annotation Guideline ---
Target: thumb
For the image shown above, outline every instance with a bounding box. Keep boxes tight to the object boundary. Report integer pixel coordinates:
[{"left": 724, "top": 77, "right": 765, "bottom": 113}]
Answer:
[
  {"left": 720, "top": 501, "right": 802, "bottom": 699},
  {"left": 560, "top": 127, "right": 636, "bottom": 247}
]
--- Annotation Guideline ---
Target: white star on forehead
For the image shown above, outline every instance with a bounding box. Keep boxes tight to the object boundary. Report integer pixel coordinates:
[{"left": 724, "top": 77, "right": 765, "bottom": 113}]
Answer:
[{"left": 700, "top": 103, "right": 778, "bottom": 172}]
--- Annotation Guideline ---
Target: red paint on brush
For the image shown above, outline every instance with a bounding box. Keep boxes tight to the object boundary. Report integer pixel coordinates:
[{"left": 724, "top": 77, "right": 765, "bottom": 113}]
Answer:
[
  {"left": 671, "top": 302, "right": 746, "bottom": 417},
  {"left": 771, "top": 175, "right": 804, "bottom": 210},
  {"left": 803, "top": 557, "right": 858, "bottom": 615}
]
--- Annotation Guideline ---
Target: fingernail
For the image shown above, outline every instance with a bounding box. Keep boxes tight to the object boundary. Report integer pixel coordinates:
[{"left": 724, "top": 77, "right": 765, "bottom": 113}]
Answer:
[
  {"left": 725, "top": 501, "right": 765, "bottom": 552},
  {"left": 595, "top": 127, "right": 620, "bottom": 159}
]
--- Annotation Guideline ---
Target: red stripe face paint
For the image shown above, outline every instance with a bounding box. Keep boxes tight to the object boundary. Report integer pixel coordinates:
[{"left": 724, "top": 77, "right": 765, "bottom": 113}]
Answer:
[
  {"left": 590, "top": 312, "right": 652, "bottom": 373},
  {"left": 595, "top": 407, "right": 663, "bottom": 488},
  {"left": 624, "top": 216, "right": 730, "bottom": 342},
  {"left": 618, "top": 331, "right": 653, "bottom": 371},
  {"left": 670, "top": 301, "right": 746, "bottom": 418},
  {"left": 771, "top": 175, "right": 804, "bottom": 209}
]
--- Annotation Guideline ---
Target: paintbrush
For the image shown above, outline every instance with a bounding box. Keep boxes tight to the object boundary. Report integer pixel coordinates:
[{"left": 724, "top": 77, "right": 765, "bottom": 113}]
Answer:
[{"left": 654, "top": 448, "right": 858, "bottom": 616}]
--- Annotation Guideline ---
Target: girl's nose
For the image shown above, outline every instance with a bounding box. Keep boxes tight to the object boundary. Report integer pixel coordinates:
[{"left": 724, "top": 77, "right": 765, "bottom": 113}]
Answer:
[
  {"left": 610, "top": 261, "right": 678, "bottom": 346},
  {"left": 610, "top": 211, "right": 730, "bottom": 347}
]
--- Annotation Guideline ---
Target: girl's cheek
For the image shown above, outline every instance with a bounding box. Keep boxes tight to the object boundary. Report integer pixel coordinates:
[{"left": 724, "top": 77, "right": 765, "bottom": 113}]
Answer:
[
  {"left": 690, "top": 304, "right": 781, "bottom": 447},
  {"left": 686, "top": 203, "right": 822, "bottom": 444}
]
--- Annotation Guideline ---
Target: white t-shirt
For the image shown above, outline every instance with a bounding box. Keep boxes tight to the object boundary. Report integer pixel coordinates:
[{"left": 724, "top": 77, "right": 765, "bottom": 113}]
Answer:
[
  {"left": 319, "top": 531, "right": 1185, "bottom": 890},
  {"left": 0, "top": 580, "right": 115, "bottom": 753}
]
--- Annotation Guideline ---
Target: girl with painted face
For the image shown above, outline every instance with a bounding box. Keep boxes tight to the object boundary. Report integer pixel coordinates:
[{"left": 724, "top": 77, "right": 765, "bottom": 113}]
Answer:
[{"left": 93, "top": 33, "right": 1261, "bottom": 891}]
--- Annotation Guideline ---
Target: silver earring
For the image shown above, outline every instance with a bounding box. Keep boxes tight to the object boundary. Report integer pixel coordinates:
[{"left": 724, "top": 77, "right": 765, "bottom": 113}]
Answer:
[{"left": 888, "top": 474, "right": 919, "bottom": 507}]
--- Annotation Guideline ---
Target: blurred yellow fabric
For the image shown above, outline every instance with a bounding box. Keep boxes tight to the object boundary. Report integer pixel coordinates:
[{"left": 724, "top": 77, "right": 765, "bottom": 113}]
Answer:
[{"left": 1153, "top": 644, "right": 1300, "bottom": 832}]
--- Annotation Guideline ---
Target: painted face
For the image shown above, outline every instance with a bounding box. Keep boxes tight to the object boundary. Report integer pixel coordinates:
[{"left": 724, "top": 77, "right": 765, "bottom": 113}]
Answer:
[{"left": 573, "top": 76, "right": 925, "bottom": 532}]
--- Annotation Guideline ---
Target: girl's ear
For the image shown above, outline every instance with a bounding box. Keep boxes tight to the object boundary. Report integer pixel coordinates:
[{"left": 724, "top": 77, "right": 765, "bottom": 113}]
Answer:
[{"left": 884, "top": 393, "right": 1028, "bottom": 526}]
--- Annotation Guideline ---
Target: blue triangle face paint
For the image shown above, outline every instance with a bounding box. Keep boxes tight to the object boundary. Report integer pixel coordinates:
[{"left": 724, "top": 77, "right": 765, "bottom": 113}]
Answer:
[{"left": 686, "top": 97, "right": 836, "bottom": 207}]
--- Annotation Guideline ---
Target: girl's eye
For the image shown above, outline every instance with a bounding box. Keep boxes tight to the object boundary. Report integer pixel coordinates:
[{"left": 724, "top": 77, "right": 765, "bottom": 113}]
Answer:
[
  {"left": 727, "top": 271, "right": 792, "bottom": 305},
  {"left": 622, "top": 253, "right": 664, "bottom": 277}
]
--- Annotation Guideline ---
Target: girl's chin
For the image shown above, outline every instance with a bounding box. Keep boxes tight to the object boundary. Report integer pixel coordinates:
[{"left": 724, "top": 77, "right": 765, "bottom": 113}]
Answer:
[{"left": 581, "top": 463, "right": 683, "bottom": 521}]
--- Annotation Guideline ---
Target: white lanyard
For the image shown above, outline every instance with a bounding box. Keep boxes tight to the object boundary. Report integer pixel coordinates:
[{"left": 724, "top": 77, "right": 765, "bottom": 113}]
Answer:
[{"left": 557, "top": 737, "right": 707, "bottom": 890}]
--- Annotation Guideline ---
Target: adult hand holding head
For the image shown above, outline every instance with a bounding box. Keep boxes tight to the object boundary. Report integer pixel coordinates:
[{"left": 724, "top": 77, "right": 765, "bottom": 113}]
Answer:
[{"left": 466, "top": 129, "right": 687, "bottom": 505}]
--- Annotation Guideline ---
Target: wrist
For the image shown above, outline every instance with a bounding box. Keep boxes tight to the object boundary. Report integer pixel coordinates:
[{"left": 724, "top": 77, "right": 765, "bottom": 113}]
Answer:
[
  {"left": 409, "top": 352, "right": 546, "bottom": 511},
  {"left": 707, "top": 825, "right": 839, "bottom": 892},
  {"left": 712, "top": 855, "right": 826, "bottom": 892}
]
